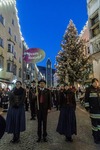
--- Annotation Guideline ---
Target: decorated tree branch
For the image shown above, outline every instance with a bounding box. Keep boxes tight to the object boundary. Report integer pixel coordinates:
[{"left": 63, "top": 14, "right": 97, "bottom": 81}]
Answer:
[{"left": 55, "top": 20, "right": 92, "bottom": 84}]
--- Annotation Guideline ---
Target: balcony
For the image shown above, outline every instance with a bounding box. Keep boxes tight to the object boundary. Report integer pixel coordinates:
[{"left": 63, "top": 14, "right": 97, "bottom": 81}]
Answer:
[
  {"left": 92, "top": 24, "right": 100, "bottom": 38},
  {"left": 87, "top": 0, "right": 99, "bottom": 16},
  {"left": 90, "top": 37, "right": 100, "bottom": 55},
  {"left": 87, "top": 0, "right": 92, "bottom": 3}
]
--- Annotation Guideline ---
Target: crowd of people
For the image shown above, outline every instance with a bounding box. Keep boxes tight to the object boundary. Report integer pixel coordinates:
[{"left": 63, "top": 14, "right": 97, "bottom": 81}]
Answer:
[
  {"left": 0, "top": 79, "right": 77, "bottom": 143},
  {"left": 0, "top": 87, "right": 9, "bottom": 112},
  {"left": 0, "top": 78, "right": 100, "bottom": 145}
]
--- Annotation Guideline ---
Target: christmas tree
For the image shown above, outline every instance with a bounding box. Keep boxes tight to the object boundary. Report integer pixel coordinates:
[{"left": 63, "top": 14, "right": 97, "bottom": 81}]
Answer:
[
  {"left": 56, "top": 20, "right": 92, "bottom": 84},
  {"left": 56, "top": 50, "right": 66, "bottom": 84}
]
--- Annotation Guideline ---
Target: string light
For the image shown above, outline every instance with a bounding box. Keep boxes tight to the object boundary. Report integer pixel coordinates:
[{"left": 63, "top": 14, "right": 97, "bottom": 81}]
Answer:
[{"left": 0, "top": 0, "right": 15, "bottom": 6}]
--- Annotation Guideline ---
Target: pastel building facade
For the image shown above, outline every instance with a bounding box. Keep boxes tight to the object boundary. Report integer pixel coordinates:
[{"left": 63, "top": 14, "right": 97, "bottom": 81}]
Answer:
[
  {"left": 87, "top": 0, "right": 100, "bottom": 81},
  {"left": 0, "top": 0, "right": 24, "bottom": 89}
]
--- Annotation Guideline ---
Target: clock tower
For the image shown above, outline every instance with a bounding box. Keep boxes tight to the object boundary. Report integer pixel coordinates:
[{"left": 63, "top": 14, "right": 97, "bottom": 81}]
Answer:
[{"left": 46, "top": 58, "right": 52, "bottom": 87}]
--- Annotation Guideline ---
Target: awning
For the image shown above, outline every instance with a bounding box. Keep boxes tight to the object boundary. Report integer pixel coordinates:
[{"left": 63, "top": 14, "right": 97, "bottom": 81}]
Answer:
[{"left": 0, "top": 78, "right": 13, "bottom": 84}]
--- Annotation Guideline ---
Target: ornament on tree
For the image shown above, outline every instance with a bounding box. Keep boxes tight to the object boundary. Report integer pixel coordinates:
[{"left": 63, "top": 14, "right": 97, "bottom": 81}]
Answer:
[{"left": 55, "top": 19, "right": 92, "bottom": 84}]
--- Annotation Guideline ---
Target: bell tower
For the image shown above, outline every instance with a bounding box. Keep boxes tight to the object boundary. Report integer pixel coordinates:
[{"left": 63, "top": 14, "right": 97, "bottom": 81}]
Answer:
[{"left": 46, "top": 58, "right": 52, "bottom": 87}]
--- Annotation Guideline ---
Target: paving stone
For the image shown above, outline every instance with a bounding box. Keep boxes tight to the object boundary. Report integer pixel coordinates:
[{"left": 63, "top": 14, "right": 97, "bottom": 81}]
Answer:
[{"left": 0, "top": 103, "right": 100, "bottom": 150}]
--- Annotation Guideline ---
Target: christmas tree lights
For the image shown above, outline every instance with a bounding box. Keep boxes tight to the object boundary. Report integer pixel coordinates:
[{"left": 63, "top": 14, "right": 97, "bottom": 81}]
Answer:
[{"left": 55, "top": 20, "right": 92, "bottom": 84}]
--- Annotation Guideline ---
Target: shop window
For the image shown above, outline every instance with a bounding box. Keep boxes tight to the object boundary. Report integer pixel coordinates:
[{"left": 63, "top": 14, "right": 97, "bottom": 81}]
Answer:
[{"left": 26, "top": 74, "right": 30, "bottom": 80}]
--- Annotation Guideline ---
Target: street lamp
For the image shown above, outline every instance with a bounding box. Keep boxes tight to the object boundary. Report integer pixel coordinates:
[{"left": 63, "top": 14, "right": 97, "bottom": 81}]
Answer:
[
  {"left": 12, "top": 79, "right": 17, "bottom": 84},
  {"left": 0, "top": 68, "right": 2, "bottom": 71}
]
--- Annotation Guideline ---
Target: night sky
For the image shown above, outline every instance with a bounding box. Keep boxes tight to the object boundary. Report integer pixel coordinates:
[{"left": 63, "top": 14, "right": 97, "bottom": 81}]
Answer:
[{"left": 16, "top": 0, "right": 88, "bottom": 68}]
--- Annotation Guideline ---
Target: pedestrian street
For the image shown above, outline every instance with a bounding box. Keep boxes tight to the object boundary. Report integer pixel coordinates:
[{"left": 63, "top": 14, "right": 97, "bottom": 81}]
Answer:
[{"left": 0, "top": 102, "right": 100, "bottom": 150}]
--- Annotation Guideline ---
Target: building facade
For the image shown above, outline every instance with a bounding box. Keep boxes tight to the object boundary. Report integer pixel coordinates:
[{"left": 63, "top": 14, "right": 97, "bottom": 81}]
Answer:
[
  {"left": 87, "top": 0, "right": 100, "bottom": 81},
  {"left": 0, "top": 0, "right": 24, "bottom": 89},
  {"left": 80, "top": 22, "right": 94, "bottom": 81},
  {"left": 0, "top": 0, "right": 46, "bottom": 89},
  {"left": 80, "top": 22, "right": 90, "bottom": 56}
]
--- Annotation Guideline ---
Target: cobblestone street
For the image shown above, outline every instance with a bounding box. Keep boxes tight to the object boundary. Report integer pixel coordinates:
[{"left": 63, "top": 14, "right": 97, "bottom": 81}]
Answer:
[{"left": 0, "top": 103, "right": 100, "bottom": 150}]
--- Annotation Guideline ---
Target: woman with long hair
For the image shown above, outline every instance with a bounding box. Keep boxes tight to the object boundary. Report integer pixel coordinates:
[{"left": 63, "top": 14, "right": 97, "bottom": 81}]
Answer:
[{"left": 6, "top": 81, "right": 26, "bottom": 143}]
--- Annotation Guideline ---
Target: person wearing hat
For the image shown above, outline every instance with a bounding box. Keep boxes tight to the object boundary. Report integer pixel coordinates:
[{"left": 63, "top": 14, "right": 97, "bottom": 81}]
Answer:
[
  {"left": 36, "top": 79, "right": 51, "bottom": 142},
  {"left": 29, "top": 80, "right": 37, "bottom": 120}
]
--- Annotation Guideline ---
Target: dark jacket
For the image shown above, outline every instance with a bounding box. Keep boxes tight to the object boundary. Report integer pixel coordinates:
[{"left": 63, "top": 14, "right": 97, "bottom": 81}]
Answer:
[
  {"left": 6, "top": 87, "right": 26, "bottom": 133},
  {"left": 85, "top": 85, "right": 100, "bottom": 114},
  {"left": 38, "top": 88, "right": 51, "bottom": 110},
  {"left": 59, "top": 89, "right": 76, "bottom": 110},
  {"left": 9, "top": 87, "right": 26, "bottom": 108},
  {"left": 29, "top": 87, "right": 37, "bottom": 103},
  {"left": 0, "top": 115, "right": 6, "bottom": 139},
  {"left": 56, "top": 88, "right": 77, "bottom": 136}
]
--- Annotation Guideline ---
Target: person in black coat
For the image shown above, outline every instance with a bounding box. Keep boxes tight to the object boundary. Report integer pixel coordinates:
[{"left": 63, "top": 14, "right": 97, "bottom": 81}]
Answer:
[
  {"left": 84, "top": 78, "right": 100, "bottom": 144},
  {"left": 0, "top": 87, "right": 2, "bottom": 107},
  {"left": 24, "top": 86, "right": 29, "bottom": 111},
  {"left": 36, "top": 79, "right": 51, "bottom": 142},
  {"left": 0, "top": 114, "right": 6, "bottom": 139},
  {"left": 56, "top": 83, "right": 77, "bottom": 142},
  {"left": 51, "top": 87, "right": 59, "bottom": 110},
  {"left": 5, "top": 81, "right": 26, "bottom": 143},
  {"left": 29, "top": 80, "right": 37, "bottom": 120}
]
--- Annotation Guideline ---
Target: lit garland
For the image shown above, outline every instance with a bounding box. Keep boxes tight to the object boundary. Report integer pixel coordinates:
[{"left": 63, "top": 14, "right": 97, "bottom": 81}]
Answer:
[
  {"left": 0, "top": 0, "right": 28, "bottom": 48},
  {"left": 80, "top": 21, "right": 88, "bottom": 37},
  {"left": 0, "top": 0, "right": 15, "bottom": 6},
  {"left": 56, "top": 20, "right": 91, "bottom": 84}
]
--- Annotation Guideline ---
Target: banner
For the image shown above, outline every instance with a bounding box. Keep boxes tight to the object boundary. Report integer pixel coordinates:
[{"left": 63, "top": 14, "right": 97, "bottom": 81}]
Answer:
[{"left": 23, "top": 48, "right": 45, "bottom": 63}]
